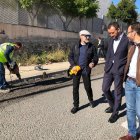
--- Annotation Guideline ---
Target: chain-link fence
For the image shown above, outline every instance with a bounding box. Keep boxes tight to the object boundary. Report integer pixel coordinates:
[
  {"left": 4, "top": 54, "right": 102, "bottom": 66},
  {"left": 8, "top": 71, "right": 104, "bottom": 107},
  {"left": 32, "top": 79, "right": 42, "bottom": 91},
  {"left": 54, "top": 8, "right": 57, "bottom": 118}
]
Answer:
[{"left": 0, "top": 0, "right": 128, "bottom": 36}]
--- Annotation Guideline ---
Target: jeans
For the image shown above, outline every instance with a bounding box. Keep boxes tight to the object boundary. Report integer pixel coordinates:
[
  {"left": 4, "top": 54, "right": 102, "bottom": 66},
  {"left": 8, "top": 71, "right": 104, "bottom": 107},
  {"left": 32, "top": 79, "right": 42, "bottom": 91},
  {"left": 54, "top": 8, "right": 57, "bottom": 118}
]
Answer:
[
  {"left": 125, "top": 78, "right": 140, "bottom": 137},
  {"left": 0, "top": 62, "right": 7, "bottom": 89}
]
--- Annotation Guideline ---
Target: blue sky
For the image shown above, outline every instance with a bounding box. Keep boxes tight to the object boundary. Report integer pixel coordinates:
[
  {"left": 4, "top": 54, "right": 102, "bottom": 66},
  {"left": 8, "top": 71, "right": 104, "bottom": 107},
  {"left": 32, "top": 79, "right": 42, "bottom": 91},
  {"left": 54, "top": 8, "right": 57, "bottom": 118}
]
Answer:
[{"left": 112, "top": 0, "right": 140, "bottom": 13}]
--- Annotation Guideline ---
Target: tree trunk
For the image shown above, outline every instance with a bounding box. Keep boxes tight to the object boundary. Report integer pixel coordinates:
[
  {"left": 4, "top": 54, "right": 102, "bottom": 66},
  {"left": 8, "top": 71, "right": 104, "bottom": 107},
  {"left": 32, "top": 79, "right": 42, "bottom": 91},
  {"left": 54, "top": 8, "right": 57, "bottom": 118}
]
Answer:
[
  {"left": 29, "top": 14, "right": 35, "bottom": 26},
  {"left": 79, "top": 18, "right": 82, "bottom": 30},
  {"left": 63, "top": 22, "right": 67, "bottom": 31}
]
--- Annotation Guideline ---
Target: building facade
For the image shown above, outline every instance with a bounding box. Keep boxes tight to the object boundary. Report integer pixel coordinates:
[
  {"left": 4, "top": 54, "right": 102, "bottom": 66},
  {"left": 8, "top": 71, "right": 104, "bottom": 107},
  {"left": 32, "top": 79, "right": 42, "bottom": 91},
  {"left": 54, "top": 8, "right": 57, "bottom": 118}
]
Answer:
[{"left": 97, "top": 0, "right": 112, "bottom": 18}]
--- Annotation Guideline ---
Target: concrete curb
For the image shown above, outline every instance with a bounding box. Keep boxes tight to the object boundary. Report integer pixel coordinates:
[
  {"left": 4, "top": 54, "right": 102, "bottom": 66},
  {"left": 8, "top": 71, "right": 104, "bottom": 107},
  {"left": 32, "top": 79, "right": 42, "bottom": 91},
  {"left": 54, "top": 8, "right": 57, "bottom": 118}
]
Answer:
[{"left": 9, "top": 62, "right": 105, "bottom": 86}]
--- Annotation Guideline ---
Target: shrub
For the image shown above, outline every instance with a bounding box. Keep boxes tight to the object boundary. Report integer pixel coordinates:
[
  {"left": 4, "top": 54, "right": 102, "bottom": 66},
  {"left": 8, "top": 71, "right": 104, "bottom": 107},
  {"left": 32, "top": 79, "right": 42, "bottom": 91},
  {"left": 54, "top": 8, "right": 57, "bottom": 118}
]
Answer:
[
  {"left": 47, "top": 49, "right": 67, "bottom": 62},
  {"left": 14, "top": 48, "right": 69, "bottom": 66},
  {"left": 37, "top": 51, "right": 47, "bottom": 64},
  {"left": 27, "top": 54, "right": 39, "bottom": 65}
]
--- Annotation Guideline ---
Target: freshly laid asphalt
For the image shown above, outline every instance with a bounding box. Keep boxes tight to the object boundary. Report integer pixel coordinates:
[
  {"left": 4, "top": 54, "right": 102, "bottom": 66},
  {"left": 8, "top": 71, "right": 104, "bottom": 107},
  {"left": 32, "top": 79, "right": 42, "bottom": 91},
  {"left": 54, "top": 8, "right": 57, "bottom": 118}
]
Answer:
[
  {"left": 0, "top": 59, "right": 129, "bottom": 140},
  {"left": 5, "top": 59, "right": 105, "bottom": 82}
]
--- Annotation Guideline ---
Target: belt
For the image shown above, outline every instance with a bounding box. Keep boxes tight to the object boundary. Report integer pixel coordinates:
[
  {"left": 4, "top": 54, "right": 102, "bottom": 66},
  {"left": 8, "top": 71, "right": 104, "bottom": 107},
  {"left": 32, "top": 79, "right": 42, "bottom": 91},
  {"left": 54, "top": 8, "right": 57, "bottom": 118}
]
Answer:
[{"left": 127, "top": 76, "right": 136, "bottom": 82}]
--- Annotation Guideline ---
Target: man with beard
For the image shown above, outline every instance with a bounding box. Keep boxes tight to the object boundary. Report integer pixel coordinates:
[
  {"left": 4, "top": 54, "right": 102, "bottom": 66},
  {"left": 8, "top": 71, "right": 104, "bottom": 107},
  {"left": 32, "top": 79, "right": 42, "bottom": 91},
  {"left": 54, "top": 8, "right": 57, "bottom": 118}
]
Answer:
[{"left": 102, "top": 22, "right": 129, "bottom": 123}]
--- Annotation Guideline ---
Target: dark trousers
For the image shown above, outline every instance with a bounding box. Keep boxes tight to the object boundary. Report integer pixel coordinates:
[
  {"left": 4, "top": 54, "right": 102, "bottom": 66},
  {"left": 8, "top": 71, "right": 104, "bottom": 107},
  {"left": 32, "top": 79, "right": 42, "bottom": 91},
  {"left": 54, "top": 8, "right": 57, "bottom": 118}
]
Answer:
[
  {"left": 0, "top": 62, "right": 7, "bottom": 88},
  {"left": 102, "top": 67, "right": 123, "bottom": 115},
  {"left": 72, "top": 72, "right": 93, "bottom": 107},
  {"left": 97, "top": 48, "right": 105, "bottom": 58}
]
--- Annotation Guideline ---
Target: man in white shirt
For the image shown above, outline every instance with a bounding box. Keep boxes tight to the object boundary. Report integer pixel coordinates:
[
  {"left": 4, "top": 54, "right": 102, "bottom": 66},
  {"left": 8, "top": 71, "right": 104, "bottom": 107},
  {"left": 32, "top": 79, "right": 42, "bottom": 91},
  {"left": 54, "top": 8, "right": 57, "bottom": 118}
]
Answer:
[
  {"left": 102, "top": 22, "right": 129, "bottom": 123},
  {"left": 119, "top": 23, "right": 140, "bottom": 140}
]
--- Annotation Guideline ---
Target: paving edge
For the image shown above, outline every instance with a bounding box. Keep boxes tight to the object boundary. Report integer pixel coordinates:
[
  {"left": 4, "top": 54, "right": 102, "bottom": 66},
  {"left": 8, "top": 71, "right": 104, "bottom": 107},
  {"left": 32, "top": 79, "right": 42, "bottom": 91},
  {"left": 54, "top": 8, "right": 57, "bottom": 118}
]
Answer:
[{"left": 9, "top": 62, "right": 105, "bottom": 85}]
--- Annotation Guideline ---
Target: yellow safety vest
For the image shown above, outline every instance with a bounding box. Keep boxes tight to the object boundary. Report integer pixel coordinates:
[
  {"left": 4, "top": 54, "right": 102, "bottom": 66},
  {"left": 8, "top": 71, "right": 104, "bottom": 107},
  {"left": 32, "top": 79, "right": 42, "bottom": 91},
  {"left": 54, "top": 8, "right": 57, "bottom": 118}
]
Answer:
[{"left": 0, "top": 43, "right": 14, "bottom": 63}]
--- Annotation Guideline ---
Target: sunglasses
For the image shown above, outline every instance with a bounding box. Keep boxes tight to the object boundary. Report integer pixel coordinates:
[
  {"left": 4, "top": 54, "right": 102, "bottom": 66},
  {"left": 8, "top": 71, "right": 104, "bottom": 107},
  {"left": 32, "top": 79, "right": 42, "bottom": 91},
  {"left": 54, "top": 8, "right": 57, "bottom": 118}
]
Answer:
[{"left": 82, "top": 34, "right": 91, "bottom": 38}]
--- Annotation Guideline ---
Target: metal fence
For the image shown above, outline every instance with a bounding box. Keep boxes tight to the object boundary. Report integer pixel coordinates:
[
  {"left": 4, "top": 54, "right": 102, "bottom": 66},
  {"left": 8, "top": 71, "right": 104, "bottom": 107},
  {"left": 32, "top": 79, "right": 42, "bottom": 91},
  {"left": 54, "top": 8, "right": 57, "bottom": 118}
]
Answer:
[{"left": 0, "top": 0, "right": 127, "bottom": 35}]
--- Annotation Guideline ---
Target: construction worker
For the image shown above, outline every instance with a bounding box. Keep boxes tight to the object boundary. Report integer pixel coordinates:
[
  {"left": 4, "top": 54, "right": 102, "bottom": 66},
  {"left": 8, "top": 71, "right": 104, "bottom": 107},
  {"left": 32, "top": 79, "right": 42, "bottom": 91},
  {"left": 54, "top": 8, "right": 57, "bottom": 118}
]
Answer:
[{"left": 0, "top": 42, "right": 22, "bottom": 93}]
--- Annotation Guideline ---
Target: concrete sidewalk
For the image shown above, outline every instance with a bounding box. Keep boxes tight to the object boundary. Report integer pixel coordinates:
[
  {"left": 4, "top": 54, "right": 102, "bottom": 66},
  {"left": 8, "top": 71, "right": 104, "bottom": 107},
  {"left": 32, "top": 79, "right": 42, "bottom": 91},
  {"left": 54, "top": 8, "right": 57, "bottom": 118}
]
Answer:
[{"left": 5, "top": 58, "right": 105, "bottom": 82}]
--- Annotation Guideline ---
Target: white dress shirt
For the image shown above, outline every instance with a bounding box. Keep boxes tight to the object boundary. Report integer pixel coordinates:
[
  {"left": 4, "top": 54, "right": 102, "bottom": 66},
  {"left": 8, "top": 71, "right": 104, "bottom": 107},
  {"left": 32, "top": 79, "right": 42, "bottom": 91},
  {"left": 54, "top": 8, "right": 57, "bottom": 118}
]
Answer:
[
  {"left": 128, "top": 46, "right": 139, "bottom": 78},
  {"left": 113, "top": 33, "right": 124, "bottom": 53}
]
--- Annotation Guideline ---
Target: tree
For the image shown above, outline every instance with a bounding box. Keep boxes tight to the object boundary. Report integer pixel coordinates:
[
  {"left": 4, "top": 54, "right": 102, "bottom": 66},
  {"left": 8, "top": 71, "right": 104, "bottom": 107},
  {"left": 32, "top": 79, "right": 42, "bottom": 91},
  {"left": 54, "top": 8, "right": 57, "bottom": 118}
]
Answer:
[
  {"left": 19, "top": 0, "right": 99, "bottom": 30},
  {"left": 107, "top": 0, "right": 138, "bottom": 24},
  {"left": 75, "top": 0, "right": 99, "bottom": 18},
  {"left": 107, "top": 3, "right": 117, "bottom": 19},
  {"left": 18, "top": 0, "right": 47, "bottom": 26},
  {"left": 48, "top": 0, "right": 99, "bottom": 30},
  {"left": 48, "top": 0, "right": 78, "bottom": 30},
  {"left": 75, "top": 0, "right": 99, "bottom": 29}
]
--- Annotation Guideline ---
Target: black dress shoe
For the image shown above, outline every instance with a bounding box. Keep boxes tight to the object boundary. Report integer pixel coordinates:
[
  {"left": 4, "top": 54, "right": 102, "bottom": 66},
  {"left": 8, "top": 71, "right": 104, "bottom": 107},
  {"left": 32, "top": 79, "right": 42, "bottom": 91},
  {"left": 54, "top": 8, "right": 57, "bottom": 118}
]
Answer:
[
  {"left": 71, "top": 107, "right": 79, "bottom": 114},
  {"left": 136, "top": 132, "right": 140, "bottom": 139},
  {"left": 108, "top": 114, "right": 119, "bottom": 123},
  {"left": 105, "top": 107, "right": 113, "bottom": 113},
  {"left": 89, "top": 101, "right": 94, "bottom": 108}
]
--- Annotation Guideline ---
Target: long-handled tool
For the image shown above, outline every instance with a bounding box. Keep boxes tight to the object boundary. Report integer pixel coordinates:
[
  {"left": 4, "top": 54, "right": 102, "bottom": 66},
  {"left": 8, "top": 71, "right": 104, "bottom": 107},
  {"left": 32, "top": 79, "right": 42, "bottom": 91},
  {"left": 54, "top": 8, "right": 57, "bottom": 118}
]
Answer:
[{"left": 7, "top": 62, "right": 22, "bottom": 83}]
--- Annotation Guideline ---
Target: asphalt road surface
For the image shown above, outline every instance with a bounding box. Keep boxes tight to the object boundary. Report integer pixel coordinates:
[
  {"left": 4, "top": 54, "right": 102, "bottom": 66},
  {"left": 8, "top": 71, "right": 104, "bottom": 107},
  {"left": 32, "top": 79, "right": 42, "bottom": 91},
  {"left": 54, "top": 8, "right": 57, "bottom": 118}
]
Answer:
[{"left": 0, "top": 72, "right": 129, "bottom": 140}]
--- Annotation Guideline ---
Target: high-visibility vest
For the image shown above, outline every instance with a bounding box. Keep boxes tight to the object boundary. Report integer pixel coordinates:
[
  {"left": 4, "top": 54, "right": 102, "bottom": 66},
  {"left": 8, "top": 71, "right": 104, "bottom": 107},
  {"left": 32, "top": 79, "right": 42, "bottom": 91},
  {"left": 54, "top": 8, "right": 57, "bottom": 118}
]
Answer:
[{"left": 0, "top": 43, "right": 15, "bottom": 63}]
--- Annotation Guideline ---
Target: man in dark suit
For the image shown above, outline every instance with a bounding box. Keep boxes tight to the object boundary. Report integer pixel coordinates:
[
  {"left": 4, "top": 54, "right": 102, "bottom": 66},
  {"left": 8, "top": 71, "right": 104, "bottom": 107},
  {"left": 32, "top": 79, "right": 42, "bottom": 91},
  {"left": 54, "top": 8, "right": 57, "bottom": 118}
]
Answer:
[
  {"left": 68, "top": 30, "right": 98, "bottom": 114},
  {"left": 102, "top": 22, "right": 129, "bottom": 123}
]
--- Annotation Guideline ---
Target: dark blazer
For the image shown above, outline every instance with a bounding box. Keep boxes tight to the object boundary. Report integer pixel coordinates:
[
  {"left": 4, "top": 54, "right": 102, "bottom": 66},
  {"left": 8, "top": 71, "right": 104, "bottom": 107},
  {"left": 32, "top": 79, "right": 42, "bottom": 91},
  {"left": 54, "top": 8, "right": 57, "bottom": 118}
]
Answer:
[
  {"left": 104, "top": 34, "right": 129, "bottom": 74},
  {"left": 68, "top": 41, "right": 98, "bottom": 74}
]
